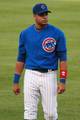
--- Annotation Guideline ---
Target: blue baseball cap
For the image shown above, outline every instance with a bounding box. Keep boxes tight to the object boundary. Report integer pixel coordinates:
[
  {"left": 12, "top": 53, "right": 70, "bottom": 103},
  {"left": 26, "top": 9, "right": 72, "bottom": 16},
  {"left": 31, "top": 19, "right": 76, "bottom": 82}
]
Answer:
[{"left": 32, "top": 3, "right": 51, "bottom": 15}]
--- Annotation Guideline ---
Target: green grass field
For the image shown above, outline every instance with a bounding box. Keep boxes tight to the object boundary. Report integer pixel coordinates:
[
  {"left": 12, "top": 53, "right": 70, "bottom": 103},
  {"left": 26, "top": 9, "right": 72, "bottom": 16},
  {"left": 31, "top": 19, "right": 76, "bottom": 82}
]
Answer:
[{"left": 0, "top": 0, "right": 80, "bottom": 120}]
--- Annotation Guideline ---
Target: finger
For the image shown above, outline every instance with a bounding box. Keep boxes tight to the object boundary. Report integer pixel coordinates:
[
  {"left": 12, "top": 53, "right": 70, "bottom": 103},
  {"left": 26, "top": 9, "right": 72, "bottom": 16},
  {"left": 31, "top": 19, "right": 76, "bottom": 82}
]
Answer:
[
  {"left": 58, "top": 89, "right": 65, "bottom": 94},
  {"left": 14, "top": 89, "right": 20, "bottom": 95},
  {"left": 15, "top": 92, "right": 20, "bottom": 95}
]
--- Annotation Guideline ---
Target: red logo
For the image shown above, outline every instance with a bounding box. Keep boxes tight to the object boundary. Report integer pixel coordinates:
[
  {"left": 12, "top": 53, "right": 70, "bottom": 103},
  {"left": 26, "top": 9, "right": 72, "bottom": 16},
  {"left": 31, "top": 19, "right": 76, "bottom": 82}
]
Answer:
[{"left": 42, "top": 37, "right": 56, "bottom": 52}]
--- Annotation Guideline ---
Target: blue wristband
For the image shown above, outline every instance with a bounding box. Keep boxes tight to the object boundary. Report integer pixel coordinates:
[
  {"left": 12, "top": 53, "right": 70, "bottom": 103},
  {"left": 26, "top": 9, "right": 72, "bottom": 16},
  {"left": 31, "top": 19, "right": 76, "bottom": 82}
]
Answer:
[
  {"left": 13, "top": 74, "right": 20, "bottom": 84},
  {"left": 60, "top": 78, "right": 66, "bottom": 84}
]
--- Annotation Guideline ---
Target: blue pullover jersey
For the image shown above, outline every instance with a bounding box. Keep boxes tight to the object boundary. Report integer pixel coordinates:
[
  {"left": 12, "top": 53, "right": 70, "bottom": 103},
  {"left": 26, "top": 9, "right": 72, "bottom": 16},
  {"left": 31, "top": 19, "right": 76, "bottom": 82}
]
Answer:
[{"left": 17, "top": 24, "right": 67, "bottom": 70}]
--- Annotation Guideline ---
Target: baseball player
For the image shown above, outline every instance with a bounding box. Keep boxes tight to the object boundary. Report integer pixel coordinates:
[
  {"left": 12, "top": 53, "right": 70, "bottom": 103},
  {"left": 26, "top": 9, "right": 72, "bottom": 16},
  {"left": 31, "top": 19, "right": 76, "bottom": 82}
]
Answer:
[{"left": 13, "top": 3, "right": 67, "bottom": 120}]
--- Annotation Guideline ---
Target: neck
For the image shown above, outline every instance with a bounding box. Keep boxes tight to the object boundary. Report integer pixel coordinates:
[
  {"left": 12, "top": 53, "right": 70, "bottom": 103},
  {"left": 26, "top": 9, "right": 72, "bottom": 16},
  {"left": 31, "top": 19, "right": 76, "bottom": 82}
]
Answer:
[{"left": 35, "top": 23, "right": 47, "bottom": 30}]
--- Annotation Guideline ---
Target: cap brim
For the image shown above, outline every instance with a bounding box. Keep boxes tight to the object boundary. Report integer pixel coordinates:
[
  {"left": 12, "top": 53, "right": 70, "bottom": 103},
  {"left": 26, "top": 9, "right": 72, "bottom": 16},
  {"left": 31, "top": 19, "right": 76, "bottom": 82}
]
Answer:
[{"left": 47, "top": 10, "right": 51, "bottom": 13}]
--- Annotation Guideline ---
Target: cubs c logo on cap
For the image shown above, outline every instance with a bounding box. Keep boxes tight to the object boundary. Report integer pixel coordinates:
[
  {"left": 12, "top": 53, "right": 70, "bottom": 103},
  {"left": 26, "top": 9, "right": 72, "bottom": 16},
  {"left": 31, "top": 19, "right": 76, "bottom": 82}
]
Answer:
[
  {"left": 42, "top": 37, "right": 56, "bottom": 52},
  {"left": 41, "top": 4, "right": 46, "bottom": 9}
]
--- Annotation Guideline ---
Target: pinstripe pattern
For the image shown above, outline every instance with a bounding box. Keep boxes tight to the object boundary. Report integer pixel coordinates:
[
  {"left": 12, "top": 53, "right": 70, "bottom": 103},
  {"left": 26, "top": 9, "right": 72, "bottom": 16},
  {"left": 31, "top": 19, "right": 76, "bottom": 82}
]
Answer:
[{"left": 24, "top": 69, "right": 58, "bottom": 120}]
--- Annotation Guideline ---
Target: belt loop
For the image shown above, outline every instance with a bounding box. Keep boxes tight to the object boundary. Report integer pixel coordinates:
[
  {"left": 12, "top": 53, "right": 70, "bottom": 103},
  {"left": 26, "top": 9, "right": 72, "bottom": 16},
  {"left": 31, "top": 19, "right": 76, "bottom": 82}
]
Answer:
[{"left": 48, "top": 69, "right": 53, "bottom": 72}]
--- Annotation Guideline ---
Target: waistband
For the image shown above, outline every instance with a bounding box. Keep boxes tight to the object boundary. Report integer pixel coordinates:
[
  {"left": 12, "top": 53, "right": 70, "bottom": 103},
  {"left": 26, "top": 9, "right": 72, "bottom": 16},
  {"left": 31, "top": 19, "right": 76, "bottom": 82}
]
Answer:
[{"left": 31, "top": 68, "right": 57, "bottom": 73}]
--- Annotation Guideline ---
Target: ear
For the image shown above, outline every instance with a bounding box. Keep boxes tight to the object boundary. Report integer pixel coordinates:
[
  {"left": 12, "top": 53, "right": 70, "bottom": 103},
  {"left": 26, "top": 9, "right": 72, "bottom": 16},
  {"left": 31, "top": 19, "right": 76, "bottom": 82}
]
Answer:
[
  {"left": 33, "top": 14, "right": 36, "bottom": 17},
  {"left": 33, "top": 14, "right": 37, "bottom": 20},
  {"left": 33, "top": 14, "right": 35, "bottom": 19}
]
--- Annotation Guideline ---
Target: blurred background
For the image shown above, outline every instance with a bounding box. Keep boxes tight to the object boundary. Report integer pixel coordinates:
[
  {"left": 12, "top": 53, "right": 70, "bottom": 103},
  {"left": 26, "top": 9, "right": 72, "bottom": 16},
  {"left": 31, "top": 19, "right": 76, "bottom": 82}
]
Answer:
[{"left": 0, "top": 0, "right": 80, "bottom": 120}]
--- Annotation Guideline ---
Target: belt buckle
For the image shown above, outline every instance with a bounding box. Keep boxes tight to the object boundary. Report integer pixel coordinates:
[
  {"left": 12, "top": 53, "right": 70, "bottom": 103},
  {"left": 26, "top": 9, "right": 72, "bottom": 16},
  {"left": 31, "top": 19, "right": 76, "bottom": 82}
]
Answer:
[{"left": 48, "top": 69, "right": 52, "bottom": 72}]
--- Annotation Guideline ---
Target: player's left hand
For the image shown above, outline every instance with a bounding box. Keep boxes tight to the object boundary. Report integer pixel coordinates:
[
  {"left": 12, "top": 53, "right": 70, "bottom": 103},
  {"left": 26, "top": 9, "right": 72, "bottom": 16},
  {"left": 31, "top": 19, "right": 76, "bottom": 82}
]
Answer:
[
  {"left": 13, "top": 83, "right": 20, "bottom": 95},
  {"left": 57, "top": 82, "right": 66, "bottom": 94}
]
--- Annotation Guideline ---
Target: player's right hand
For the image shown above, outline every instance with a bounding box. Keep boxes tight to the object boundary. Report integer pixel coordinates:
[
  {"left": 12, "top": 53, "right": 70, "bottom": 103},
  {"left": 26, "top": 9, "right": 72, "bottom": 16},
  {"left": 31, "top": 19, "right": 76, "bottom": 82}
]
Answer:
[
  {"left": 57, "top": 82, "right": 66, "bottom": 94},
  {"left": 13, "top": 83, "right": 20, "bottom": 95}
]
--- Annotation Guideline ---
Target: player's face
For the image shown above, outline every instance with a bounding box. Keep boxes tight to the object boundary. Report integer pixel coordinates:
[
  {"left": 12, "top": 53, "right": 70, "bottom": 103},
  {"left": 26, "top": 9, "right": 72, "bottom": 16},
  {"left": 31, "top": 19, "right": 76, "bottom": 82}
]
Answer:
[{"left": 33, "top": 12, "right": 48, "bottom": 26}]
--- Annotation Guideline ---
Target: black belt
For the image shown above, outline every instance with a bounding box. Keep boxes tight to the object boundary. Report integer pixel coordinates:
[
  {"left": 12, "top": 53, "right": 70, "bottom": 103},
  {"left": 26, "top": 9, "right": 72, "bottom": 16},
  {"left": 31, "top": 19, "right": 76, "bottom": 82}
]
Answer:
[{"left": 32, "top": 69, "right": 55, "bottom": 73}]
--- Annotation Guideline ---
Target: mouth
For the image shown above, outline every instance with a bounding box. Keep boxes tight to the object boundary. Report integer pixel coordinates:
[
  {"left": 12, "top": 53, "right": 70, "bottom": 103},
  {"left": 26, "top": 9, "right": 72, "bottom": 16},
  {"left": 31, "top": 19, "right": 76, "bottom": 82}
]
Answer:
[{"left": 42, "top": 19, "right": 48, "bottom": 23}]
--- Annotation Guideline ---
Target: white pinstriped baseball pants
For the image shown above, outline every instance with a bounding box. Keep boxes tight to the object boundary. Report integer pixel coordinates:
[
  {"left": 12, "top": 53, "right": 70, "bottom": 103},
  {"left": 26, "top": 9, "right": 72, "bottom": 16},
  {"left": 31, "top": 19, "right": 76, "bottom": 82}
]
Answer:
[{"left": 24, "top": 69, "right": 58, "bottom": 120}]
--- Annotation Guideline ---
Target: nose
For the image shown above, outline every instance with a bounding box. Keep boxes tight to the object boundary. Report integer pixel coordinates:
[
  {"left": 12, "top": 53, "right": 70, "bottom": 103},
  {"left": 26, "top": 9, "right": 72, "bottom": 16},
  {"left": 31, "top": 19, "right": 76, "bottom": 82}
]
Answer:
[
  {"left": 43, "top": 15, "right": 48, "bottom": 19},
  {"left": 42, "top": 13, "right": 48, "bottom": 19}
]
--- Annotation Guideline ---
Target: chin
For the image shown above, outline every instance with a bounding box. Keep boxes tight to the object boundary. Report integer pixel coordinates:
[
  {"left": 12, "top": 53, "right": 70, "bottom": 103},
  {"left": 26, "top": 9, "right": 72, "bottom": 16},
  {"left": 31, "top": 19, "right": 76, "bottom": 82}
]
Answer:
[
  {"left": 42, "top": 21, "right": 48, "bottom": 25},
  {"left": 43, "top": 22, "right": 47, "bottom": 24}
]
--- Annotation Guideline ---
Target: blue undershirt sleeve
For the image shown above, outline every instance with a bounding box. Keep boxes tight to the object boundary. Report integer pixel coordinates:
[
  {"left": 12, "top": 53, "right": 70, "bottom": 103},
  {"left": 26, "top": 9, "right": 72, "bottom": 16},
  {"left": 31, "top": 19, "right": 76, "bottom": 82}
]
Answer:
[
  {"left": 56, "top": 51, "right": 67, "bottom": 61},
  {"left": 17, "top": 32, "right": 26, "bottom": 62},
  {"left": 56, "top": 31, "right": 67, "bottom": 61}
]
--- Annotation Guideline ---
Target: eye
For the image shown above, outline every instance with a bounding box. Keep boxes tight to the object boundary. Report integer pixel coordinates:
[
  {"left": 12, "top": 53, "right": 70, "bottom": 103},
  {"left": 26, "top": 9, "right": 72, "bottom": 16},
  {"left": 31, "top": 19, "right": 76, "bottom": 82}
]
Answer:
[{"left": 38, "top": 12, "right": 48, "bottom": 16}]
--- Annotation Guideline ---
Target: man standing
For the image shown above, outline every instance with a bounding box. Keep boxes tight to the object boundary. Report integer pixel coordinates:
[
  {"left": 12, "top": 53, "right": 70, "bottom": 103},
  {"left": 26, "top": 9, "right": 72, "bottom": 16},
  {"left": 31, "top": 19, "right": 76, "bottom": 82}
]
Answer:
[{"left": 13, "top": 3, "right": 67, "bottom": 120}]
